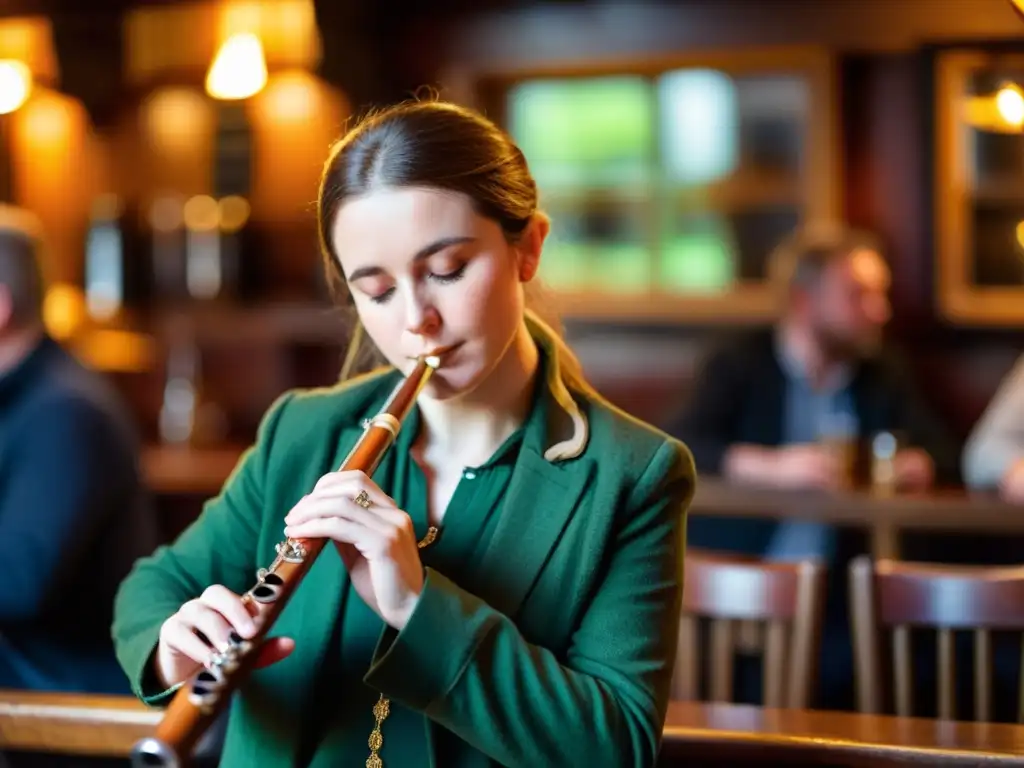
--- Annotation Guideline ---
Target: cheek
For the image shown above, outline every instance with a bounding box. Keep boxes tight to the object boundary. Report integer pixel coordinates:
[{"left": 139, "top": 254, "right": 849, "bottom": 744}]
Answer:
[
  {"left": 357, "top": 304, "right": 404, "bottom": 358},
  {"left": 451, "top": 259, "right": 520, "bottom": 328}
]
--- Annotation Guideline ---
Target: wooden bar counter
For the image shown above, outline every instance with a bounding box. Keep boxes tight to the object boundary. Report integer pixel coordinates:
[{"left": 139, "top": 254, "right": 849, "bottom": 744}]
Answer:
[
  {"left": 0, "top": 689, "right": 159, "bottom": 757},
  {"left": 4, "top": 689, "right": 1024, "bottom": 765},
  {"left": 659, "top": 701, "right": 1024, "bottom": 766}
]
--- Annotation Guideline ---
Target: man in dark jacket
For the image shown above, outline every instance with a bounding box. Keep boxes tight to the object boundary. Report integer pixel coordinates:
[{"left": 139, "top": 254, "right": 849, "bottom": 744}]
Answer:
[
  {"left": 669, "top": 224, "right": 960, "bottom": 710},
  {"left": 673, "top": 224, "right": 958, "bottom": 558},
  {"left": 0, "top": 205, "right": 159, "bottom": 696}
]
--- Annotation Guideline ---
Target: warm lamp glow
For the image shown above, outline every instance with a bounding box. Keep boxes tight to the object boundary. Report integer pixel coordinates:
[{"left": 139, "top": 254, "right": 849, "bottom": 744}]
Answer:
[
  {"left": 183, "top": 194, "right": 220, "bottom": 231},
  {"left": 965, "top": 84, "right": 1024, "bottom": 134},
  {"left": 260, "top": 70, "right": 318, "bottom": 121},
  {"left": 0, "top": 59, "right": 31, "bottom": 114},
  {"left": 205, "top": 32, "right": 267, "bottom": 100},
  {"left": 143, "top": 87, "right": 211, "bottom": 155},
  {"left": 218, "top": 195, "right": 250, "bottom": 232},
  {"left": 42, "top": 282, "right": 85, "bottom": 340},
  {"left": 996, "top": 84, "right": 1024, "bottom": 126}
]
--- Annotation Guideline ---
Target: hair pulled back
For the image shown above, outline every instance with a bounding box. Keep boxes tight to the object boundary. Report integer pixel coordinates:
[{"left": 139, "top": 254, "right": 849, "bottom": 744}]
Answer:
[{"left": 316, "top": 97, "right": 591, "bottom": 394}]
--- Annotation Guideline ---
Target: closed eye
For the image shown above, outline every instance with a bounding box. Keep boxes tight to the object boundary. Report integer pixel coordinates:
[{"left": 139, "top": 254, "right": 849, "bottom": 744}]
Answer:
[
  {"left": 368, "top": 287, "right": 395, "bottom": 305},
  {"left": 431, "top": 263, "right": 467, "bottom": 285},
  {"left": 365, "top": 263, "right": 468, "bottom": 305}
]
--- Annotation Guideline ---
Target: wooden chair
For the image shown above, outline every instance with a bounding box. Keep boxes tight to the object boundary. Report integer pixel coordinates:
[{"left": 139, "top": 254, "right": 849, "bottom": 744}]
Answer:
[
  {"left": 850, "top": 555, "right": 1024, "bottom": 721},
  {"left": 673, "top": 549, "right": 827, "bottom": 708}
]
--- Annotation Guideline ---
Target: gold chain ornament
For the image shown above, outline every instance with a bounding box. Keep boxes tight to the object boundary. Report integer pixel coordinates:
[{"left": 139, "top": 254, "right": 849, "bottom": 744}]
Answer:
[{"left": 365, "top": 525, "right": 439, "bottom": 768}]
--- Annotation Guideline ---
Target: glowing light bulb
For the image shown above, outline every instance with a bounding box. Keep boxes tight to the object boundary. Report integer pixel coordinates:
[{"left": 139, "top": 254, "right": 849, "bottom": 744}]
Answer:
[
  {"left": 205, "top": 33, "right": 268, "bottom": 101},
  {"left": 0, "top": 60, "right": 31, "bottom": 115},
  {"left": 996, "top": 84, "right": 1024, "bottom": 127}
]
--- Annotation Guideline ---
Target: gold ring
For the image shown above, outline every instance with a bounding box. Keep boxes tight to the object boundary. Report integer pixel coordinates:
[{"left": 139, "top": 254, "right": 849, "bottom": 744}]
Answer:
[{"left": 353, "top": 490, "right": 372, "bottom": 509}]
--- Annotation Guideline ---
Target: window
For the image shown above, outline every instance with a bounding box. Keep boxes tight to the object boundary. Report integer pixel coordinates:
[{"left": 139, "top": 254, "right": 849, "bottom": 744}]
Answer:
[
  {"left": 936, "top": 49, "right": 1024, "bottom": 324},
  {"left": 490, "top": 50, "right": 836, "bottom": 321}
]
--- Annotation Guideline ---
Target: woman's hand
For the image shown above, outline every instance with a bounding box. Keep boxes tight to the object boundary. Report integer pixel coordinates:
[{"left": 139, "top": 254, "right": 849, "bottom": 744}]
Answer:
[
  {"left": 155, "top": 585, "right": 295, "bottom": 689},
  {"left": 284, "top": 470, "right": 425, "bottom": 630}
]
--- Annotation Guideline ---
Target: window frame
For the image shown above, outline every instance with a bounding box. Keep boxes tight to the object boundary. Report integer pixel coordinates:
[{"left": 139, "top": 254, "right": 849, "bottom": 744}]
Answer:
[
  {"left": 441, "top": 45, "right": 841, "bottom": 324},
  {"left": 935, "top": 47, "right": 1024, "bottom": 326}
]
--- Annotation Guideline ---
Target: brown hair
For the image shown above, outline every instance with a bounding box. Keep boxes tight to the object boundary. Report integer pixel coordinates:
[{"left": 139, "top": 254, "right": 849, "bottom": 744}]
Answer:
[{"left": 316, "top": 97, "right": 593, "bottom": 394}]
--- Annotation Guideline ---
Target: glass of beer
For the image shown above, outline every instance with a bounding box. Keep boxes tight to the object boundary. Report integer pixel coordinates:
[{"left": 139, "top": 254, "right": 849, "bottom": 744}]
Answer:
[
  {"left": 817, "top": 410, "right": 859, "bottom": 490},
  {"left": 870, "top": 430, "right": 903, "bottom": 496}
]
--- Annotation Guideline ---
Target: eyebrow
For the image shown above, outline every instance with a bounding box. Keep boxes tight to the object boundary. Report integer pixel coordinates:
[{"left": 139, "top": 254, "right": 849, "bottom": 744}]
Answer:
[{"left": 346, "top": 236, "right": 477, "bottom": 282}]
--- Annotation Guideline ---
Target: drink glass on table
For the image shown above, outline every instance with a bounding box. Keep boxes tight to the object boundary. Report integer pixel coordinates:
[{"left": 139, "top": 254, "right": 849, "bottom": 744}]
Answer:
[
  {"left": 870, "top": 430, "right": 903, "bottom": 496},
  {"left": 817, "top": 411, "right": 859, "bottom": 490}
]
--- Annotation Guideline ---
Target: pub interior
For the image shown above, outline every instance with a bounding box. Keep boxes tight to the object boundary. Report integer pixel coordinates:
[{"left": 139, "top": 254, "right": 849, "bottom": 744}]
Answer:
[{"left": 5, "top": 0, "right": 1024, "bottom": 765}]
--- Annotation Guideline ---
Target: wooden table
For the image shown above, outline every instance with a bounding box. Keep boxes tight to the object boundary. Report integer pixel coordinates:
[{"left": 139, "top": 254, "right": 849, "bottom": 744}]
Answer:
[
  {"left": 142, "top": 445, "right": 245, "bottom": 495},
  {"left": 142, "top": 451, "right": 1024, "bottom": 558},
  {"left": 4, "top": 690, "right": 1024, "bottom": 765},
  {"left": 692, "top": 480, "right": 1021, "bottom": 558},
  {"left": 660, "top": 700, "right": 1024, "bottom": 766}
]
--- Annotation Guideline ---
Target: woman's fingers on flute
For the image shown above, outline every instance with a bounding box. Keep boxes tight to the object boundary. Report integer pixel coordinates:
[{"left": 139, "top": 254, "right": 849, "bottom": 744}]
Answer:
[
  {"left": 253, "top": 637, "right": 296, "bottom": 669},
  {"left": 285, "top": 475, "right": 398, "bottom": 530},
  {"left": 182, "top": 601, "right": 236, "bottom": 653},
  {"left": 199, "top": 584, "right": 258, "bottom": 638},
  {"left": 161, "top": 616, "right": 215, "bottom": 666},
  {"left": 155, "top": 585, "right": 259, "bottom": 688},
  {"left": 309, "top": 470, "right": 397, "bottom": 506}
]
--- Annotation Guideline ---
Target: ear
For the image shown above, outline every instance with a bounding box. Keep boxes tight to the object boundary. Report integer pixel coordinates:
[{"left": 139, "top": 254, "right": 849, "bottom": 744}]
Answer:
[{"left": 515, "top": 213, "right": 550, "bottom": 283}]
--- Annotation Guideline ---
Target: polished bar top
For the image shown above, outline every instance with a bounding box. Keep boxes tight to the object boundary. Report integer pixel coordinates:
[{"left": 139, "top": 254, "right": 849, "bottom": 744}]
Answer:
[
  {"left": 0, "top": 689, "right": 160, "bottom": 756},
  {"left": 3, "top": 689, "right": 1024, "bottom": 764},
  {"left": 662, "top": 700, "right": 1024, "bottom": 766}
]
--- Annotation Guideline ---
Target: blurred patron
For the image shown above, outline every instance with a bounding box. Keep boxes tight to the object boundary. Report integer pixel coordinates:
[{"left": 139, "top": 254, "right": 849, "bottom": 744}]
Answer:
[
  {"left": 672, "top": 223, "right": 959, "bottom": 560},
  {"left": 0, "top": 205, "right": 158, "bottom": 695},
  {"left": 669, "top": 224, "right": 962, "bottom": 711},
  {"left": 963, "top": 353, "right": 1024, "bottom": 501}
]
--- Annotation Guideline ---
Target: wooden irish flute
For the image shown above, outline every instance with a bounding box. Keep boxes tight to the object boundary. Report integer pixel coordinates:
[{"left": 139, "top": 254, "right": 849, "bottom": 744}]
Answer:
[{"left": 130, "top": 353, "right": 441, "bottom": 768}]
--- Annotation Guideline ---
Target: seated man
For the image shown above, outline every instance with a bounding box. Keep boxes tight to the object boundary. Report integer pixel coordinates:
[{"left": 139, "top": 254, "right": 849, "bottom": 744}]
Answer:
[
  {"left": 669, "top": 224, "right": 960, "bottom": 710},
  {"left": 963, "top": 353, "right": 1024, "bottom": 501},
  {"left": 0, "top": 205, "right": 159, "bottom": 695},
  {"left": 672, "top": 223, "right": 959, "bottom": 558}
]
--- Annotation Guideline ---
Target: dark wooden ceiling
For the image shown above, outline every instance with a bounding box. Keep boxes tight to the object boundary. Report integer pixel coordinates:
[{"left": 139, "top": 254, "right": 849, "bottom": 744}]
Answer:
[
  {"left": 0, "top": 0, "right": 179, "bottom": 16},
  {"left": 0, "top": 0, "right": 533, "bottom": 19}
]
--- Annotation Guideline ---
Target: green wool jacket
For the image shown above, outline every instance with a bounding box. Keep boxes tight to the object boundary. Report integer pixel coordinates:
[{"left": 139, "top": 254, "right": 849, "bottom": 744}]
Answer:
[{"left": 112, "top": 334, "right": 695, "bottom": 768}]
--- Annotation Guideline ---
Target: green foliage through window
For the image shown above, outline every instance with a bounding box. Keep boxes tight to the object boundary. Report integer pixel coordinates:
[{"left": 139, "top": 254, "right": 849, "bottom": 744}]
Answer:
[{"left": 506, "top": 68, "right": 807, "bottom": 298}]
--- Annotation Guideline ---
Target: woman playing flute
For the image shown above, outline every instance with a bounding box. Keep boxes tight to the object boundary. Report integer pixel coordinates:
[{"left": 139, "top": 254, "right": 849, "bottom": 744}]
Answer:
[{"left": 112, "top": 98, "right": 695, "bottom": 768}]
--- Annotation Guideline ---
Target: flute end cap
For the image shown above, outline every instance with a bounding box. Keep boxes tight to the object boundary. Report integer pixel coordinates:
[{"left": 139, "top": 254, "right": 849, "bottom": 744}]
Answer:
[
  {"left": 130, "top": 737, "right": 180, "bottom": 768},
  {"left": 424, "top": 354, "right": 441, "bottom": 369}
]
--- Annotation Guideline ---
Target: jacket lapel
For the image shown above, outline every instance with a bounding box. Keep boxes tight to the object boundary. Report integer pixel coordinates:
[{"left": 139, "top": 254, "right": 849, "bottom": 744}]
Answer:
[{"left": 472, "top": 448, "right": 594, "bottom": 619}]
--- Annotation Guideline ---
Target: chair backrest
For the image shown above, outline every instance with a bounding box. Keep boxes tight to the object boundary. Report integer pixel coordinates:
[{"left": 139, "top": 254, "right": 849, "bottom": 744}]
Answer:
[
  {"left": 674, "top": 549, "right": 826, "bottom": 708},
  {"left": 849, "top": 555, "right": 1024, "bottom": 721}
]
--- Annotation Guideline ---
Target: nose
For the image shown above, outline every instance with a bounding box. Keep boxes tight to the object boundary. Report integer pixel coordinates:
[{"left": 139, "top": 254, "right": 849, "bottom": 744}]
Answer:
[{"left": 404, "top": 290, "right": 441, "bottom": 339}]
